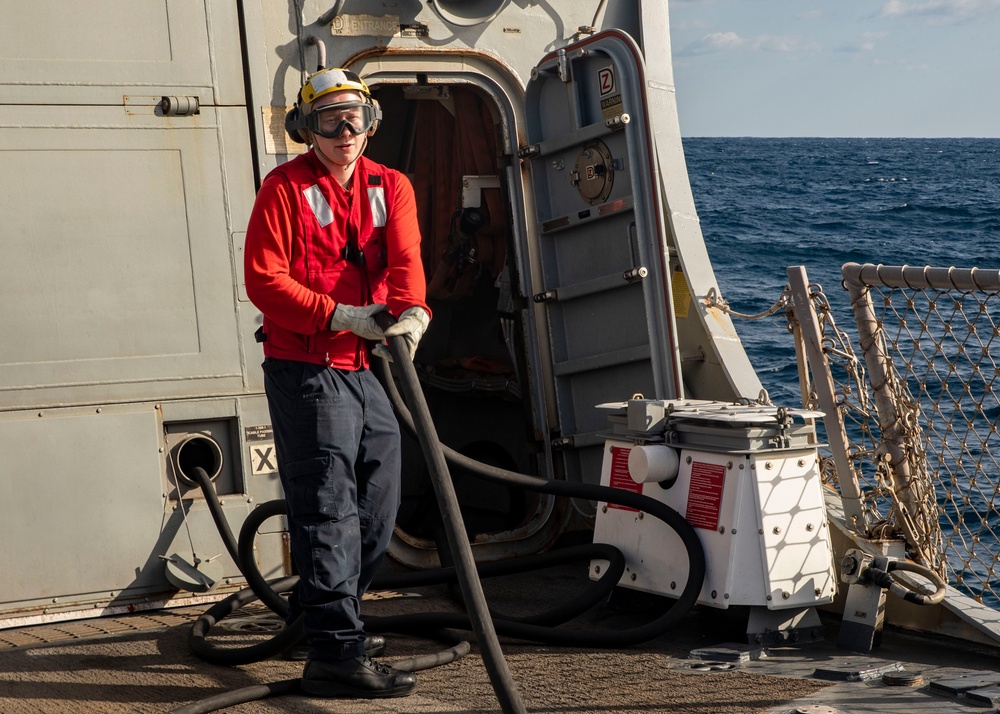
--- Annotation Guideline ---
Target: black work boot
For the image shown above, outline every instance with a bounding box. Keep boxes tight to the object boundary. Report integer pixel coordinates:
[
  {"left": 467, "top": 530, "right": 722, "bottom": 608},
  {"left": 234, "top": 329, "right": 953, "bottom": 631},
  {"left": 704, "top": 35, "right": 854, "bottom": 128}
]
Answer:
[
  {"left": 301, "top": 655, "right": 416, "bottom": 698},
  {"left": 283, "top": 634, "right": 386, "bottom": 662},
  {"left": 364, "top": 634, "right": 386, "bottom": 657}
]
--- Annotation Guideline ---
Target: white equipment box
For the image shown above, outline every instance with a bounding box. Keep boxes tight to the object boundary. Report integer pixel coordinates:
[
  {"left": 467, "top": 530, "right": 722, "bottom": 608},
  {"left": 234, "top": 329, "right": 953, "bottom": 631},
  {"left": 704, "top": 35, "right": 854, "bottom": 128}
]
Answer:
[{"left": 591, "top": 399, "right": 836, "bottom": 611}]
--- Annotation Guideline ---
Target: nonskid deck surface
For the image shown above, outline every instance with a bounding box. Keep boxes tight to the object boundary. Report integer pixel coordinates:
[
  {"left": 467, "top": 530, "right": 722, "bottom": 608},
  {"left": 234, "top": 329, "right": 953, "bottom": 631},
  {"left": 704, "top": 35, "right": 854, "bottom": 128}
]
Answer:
[{"left": 1, "top": 565, "right": 998, "bottom": 714}]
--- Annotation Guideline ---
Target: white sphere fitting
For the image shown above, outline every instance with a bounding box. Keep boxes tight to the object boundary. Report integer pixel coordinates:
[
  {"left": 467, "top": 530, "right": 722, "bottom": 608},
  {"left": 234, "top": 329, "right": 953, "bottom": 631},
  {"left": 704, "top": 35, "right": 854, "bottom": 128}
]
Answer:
[{"left": 628, "top": 444, "right": 680, "bottom": 485}]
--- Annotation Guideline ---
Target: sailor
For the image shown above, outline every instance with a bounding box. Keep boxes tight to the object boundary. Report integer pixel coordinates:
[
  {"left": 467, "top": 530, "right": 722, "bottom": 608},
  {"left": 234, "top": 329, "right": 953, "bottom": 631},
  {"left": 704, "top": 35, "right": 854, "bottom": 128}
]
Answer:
[{"left": 244, "top": 67, "right": 430, "bottom": 698}]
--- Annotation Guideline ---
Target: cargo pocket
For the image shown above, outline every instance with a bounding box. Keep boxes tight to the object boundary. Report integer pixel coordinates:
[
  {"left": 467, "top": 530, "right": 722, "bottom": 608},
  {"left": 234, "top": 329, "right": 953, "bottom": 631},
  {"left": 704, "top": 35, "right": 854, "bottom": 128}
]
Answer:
[{"left": 280, "top": 454, "right": 340, "bottom": 520}]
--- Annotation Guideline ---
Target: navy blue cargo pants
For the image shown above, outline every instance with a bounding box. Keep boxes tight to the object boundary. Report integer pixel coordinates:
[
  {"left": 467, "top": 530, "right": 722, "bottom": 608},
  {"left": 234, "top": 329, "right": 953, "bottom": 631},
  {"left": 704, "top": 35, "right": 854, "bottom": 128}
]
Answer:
[{"left": 263, "top": 358, "right": 400, "bottom": 662}]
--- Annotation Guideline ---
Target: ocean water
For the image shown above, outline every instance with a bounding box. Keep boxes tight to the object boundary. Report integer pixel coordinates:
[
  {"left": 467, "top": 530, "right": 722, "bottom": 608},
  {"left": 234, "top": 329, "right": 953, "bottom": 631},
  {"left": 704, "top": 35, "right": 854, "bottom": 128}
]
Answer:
[
  {"left": 683, "top": 137, "right": 1000, "bottom": 407},
  {"left": 682, "top": 138, "right": 1000, "bottom": 604}
]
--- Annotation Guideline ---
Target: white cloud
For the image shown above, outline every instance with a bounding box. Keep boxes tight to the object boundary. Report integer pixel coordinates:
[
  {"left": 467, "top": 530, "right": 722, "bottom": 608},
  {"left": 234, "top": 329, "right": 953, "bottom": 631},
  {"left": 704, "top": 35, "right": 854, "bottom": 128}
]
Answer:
[
  {"left": 681, "top": 31, "right": 744, "bottom": 55},
  {"left": 750, "top": 35, "right": 818, "bottom": 52},
  {"left": 680, "top": 32, "right": 816, "bottom": 56},
  {"left": 835, "top": 31, "right": 889, "bottom": 53},
  {"left": 880, "top": 0, "right": 1000, "bottom": 23},
  {"left": 671, "top": 18, "right": 712, "bottom": 32}
]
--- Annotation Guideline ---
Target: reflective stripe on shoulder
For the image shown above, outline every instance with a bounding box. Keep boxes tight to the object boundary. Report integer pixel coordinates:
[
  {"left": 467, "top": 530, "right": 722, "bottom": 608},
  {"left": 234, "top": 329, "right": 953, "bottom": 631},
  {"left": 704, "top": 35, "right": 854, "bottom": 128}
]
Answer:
[
  {"left": 303, "top": 184, "right": 334, "bottom": 227},
  {"left": 368, "top": 186, "right": 386, "bottom": 227}
]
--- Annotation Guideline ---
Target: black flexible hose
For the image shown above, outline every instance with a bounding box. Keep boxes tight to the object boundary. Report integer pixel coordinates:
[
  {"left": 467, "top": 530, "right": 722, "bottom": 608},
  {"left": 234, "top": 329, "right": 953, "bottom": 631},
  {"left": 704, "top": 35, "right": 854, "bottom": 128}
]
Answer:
[
  {"left": 188, "top": 496, "right": 479, "bottom": 668},
  {"left": 376, "top": 319, "right": 528, "bottom": 714},
  {"left": 372, "top": 322, "right": 704, "bottom": 709},
  {"left": 197, "top": 450, "right": 667, "bottom": 644},
  {"left": 187, "top": 576, "right": 302, "bottom": 666},
  {"left": 235, "top": 498, "right": 292, "bottom": 618},
  {"left": 180, "top": 476, "right": 302, "bottom": 665},
  {"left": 185, "top": 572, "right": 471, "bottom": 671},
  {"left": 371, "top": 354, "right": 706, "bottom": 646},
  {"left": 180, "top": 329, "right": 705, "bottom": 712},
  {"left": 172, "top": 680, "right": 301, "bottom": 714},
  {"left": 376, "top": 544, "right": 627, "bottom": 626},
  {"left": 231, "top": 490, "right": 699, "bottom": 649},
  {"left": 236, "top": 498, "right": 628, "bottom": 628},
  {"left": 188, "top": 466, "right": 242, "bottom": 567},
  {"left": 238, "top": 503, "right": 629, "bottom": 630},
  {"left": 873, "top": 559, "right": 947, "bottom": 606}
]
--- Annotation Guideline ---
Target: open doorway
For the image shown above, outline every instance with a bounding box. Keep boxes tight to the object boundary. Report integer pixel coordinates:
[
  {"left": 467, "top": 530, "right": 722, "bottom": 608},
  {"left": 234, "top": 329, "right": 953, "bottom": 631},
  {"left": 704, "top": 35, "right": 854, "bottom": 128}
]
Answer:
[{"left": 366, "top": 81, "right": 552, "bottom": 559}]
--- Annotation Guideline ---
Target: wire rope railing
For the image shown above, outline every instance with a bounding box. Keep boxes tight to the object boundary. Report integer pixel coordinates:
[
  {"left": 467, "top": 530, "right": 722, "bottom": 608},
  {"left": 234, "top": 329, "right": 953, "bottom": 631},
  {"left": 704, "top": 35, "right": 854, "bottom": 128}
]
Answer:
[{"left": 783, "top": 263, "right": 1000, "bottom": 606}]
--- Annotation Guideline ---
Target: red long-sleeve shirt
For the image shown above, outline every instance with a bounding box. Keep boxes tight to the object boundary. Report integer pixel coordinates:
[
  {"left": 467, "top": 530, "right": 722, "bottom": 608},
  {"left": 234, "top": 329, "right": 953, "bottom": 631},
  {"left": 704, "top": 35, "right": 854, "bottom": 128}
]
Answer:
[{"left": 244, "top": 151, "right": 428, "bottom": 369}]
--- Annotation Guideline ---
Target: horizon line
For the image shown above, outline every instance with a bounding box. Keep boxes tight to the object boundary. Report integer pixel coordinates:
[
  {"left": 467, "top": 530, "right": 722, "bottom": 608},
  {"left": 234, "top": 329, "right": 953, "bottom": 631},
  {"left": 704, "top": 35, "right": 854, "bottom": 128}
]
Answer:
[{"left": 680, "top": 135, "right": 1000, "bottom": 140}]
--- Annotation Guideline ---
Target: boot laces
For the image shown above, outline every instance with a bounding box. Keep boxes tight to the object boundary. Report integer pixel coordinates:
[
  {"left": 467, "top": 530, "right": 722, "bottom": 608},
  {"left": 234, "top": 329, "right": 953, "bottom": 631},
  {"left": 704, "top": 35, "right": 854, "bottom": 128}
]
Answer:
[{"left": 363, "top": 655, "right": 392, "bottom": 675}]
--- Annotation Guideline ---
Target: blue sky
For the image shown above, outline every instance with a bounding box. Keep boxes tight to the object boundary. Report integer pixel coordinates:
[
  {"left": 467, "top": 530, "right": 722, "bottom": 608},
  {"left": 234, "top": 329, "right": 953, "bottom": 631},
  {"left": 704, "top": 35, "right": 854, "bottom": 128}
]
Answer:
[{"left": 667, "top": 0, "right": 1000, "bottom": 137}]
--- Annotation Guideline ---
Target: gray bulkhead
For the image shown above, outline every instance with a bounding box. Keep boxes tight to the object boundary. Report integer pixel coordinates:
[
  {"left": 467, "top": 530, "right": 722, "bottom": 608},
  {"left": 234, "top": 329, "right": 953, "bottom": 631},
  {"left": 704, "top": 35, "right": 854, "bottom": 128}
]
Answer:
[
  {"left": 0, "top": 0, "right": 760, "bottom": 620},
  {"left": 0, "top": 1, "right": 277, "bottom": 622}
]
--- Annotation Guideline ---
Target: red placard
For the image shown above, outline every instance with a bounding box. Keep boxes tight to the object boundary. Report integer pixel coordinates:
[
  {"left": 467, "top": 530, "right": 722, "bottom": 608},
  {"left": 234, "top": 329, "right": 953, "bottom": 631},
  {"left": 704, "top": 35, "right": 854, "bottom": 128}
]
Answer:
[
  {"left": 607, "top": 446, "right": 642, "bottom": 511},
  {"left": 685, "top": 461, "right": 726, "bottom": 530}
]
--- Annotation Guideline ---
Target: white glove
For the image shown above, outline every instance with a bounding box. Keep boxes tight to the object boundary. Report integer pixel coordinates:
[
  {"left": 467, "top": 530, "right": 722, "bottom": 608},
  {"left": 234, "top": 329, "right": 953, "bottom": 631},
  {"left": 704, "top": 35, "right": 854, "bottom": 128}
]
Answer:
[
  {"left": 329, "top": 303, "right": 387, "bottom": 341},
  {"left": 374, "top": 306, "right": 430, "bottom": 361}
]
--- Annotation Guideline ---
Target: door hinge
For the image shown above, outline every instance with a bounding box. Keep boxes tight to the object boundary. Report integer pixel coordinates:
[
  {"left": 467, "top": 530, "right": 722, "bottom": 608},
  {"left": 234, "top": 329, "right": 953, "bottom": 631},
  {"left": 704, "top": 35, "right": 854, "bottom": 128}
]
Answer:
[
  {"left": 160, "top": 96, "right": 200, "bottom": 117},
  {"left": 517, "top": 144, "right": 540, "bottom": 159},
  {"left": 551, "top": 435, "right": 574, "bottom": 450}
]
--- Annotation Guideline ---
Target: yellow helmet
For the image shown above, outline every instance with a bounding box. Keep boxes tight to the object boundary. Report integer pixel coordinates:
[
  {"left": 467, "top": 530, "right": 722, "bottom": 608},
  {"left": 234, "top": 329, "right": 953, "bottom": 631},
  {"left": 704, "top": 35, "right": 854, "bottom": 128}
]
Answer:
[
  {"left": 298, "top": 67, "right": 372, "bottom": 107},
  {"left": 286, "top": 67, "right": 381, "bottom": 144}
]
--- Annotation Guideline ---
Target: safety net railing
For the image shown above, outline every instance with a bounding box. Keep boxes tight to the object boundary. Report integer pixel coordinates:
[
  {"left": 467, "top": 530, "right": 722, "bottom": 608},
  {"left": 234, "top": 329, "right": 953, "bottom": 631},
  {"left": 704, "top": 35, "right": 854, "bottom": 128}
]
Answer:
[{"left": 786, "top": 263, "right": 1000, "bottom": 607}]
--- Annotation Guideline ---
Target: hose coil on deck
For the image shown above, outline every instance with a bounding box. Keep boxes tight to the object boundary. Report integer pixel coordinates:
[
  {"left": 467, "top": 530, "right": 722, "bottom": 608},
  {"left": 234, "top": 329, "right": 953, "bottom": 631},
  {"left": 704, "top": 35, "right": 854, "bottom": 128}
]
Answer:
[{"left": 175, "top": 323, "right": 706, "bottom": 713}]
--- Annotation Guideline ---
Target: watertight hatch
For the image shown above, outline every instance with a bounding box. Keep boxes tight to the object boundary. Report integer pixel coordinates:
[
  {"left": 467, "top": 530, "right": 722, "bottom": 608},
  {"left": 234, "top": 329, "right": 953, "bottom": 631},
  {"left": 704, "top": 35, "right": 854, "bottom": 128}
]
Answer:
[{"left": 523, "top": 30, "right": 683, "bottom": 486}]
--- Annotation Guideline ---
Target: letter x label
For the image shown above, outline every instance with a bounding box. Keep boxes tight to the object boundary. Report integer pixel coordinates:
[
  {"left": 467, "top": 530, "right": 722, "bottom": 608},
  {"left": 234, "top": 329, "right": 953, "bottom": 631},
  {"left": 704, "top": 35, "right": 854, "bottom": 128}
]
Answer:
[{"left": 250, "top": 444, "right": 278, "bottom": 474}]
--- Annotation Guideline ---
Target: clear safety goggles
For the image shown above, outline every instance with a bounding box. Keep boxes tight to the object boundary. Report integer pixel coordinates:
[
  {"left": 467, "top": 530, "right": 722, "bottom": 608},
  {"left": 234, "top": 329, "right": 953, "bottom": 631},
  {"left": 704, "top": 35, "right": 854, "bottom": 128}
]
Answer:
[{"left": 305, "top": 101, "right": 377, "bottom": 138}]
